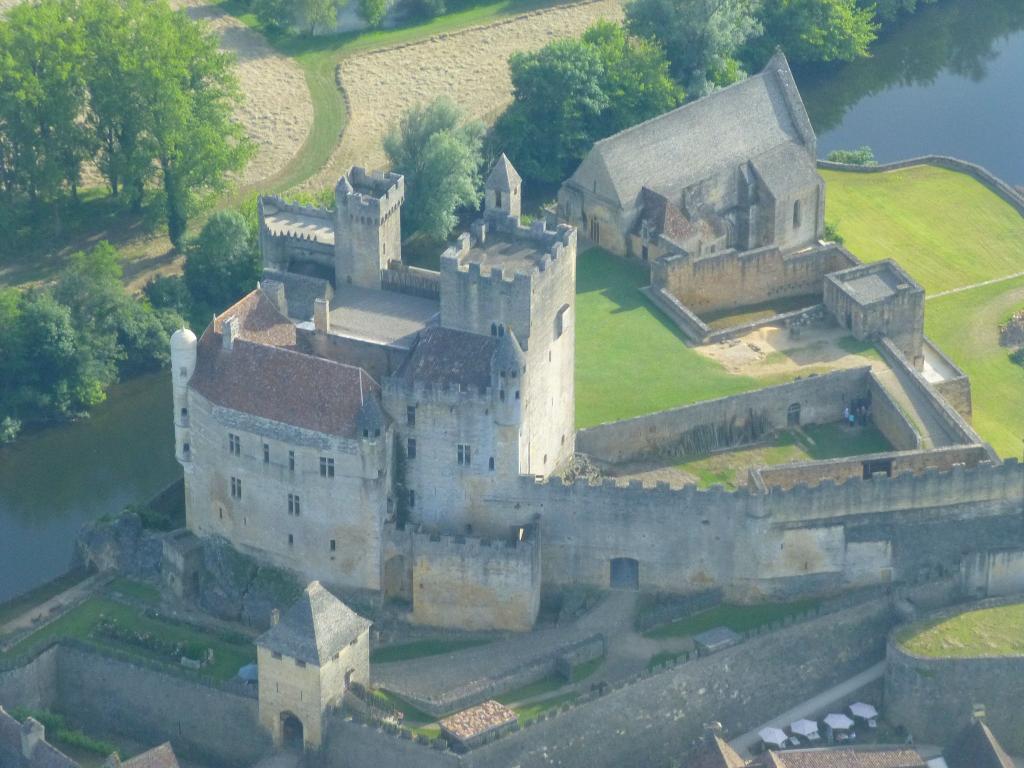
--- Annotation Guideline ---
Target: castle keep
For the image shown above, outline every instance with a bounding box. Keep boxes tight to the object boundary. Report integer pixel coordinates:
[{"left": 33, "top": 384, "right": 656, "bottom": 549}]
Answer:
[{"left": 172, "top": 55, "right": 1024, "bottom": 634}]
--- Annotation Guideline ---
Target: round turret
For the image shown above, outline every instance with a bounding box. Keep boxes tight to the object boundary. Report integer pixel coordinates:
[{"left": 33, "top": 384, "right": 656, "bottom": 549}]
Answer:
[{"left": 170, "top": 327, "right": 198, "bottom": 382}]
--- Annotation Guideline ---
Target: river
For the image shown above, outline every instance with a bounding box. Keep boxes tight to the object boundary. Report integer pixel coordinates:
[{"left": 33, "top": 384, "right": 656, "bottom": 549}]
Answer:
[
  {"left": 798, "top": 0, "right": 1024, "bottom": 184},
  {"left": 2, "top": 0, "right": 1023, "bottom": 606},
  {"left": 0, "top": 373, "right": 180, "bottom": 603}
]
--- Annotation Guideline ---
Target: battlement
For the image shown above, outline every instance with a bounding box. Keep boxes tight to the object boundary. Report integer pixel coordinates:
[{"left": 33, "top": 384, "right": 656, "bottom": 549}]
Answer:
[
  {"left": 439, "top": 218, "right": 576, "bottom": 284},
  {"left": 383, "top": 376, "right": 494, "bottom": 405},
  {"left": 411, "top": 525, "right": 536, "bottom": 561},
  {"left": 336, "top": 167, "right": 404, "bottom": 218}
]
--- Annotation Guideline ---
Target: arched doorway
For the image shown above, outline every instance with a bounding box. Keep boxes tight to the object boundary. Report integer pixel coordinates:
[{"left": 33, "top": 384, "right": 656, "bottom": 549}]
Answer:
[
  {"left": 787, "top": 402, "right": 801, "bottom": 426},
  {"left": 610, "top": 558, "right": 639, "bottom": 590},
  {"left": 280, "top": 712, "right": 304, "bottom": 750}
]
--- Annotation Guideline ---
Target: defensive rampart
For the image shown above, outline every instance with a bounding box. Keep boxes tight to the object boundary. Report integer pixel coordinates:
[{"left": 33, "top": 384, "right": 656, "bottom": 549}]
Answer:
[
  {"left": 885, "top": 596, "right": 1024, "bottom": 753},
  {"left": 577, "top": 367, "right": 871, "bottom": 464}
]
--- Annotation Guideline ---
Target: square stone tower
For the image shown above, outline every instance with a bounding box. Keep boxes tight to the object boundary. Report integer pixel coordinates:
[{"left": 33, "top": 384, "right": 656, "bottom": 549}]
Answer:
[
  {"left": 334, "top": 167, "right": 404, "bottom": 289},
  {"left": 256, "top": 581, "right": 371, "bottom": 749}
]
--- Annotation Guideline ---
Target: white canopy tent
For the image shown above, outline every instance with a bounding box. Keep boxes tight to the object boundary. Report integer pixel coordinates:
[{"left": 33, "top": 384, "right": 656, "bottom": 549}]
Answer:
[
  {"left": 759, "top": 727, "right": 788, "bottom": 747},
  {"left": 790, "top": 719, "right": 820, "bottom": 738},
  {"left": 824, "top": 713, "right": 855, "bottom": 731},
  {"left": 850, "top": 702, "right": 878, "bottom": 720}
]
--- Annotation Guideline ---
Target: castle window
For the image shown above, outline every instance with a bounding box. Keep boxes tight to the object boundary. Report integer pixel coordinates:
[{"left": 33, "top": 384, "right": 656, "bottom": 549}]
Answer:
[
  {"left": 180, "top": 407, "right": 188, "bottom": 423},
  {"left": 288, "top": 534, "right": 294, "bottom": 546},
  {"left": 183, "top": 442, "right": 190, "bottom": 457},
  {"left": 330, "top": 540, "right": 336, "bottom": 552},
  {"left": 495, "top": 190, "right": 502, "bottom": 208},
  {"left": 500, "top": 390, "right": 505, "bottom": 402},
  {"left": 408, "top": 489, "right": 415, "bottom": 508},
  {"left": 272, "top": 652, "right": 282, "bottom": 660},
  {"left": 489, "top": 457, "right": 495, "bottom": 471},
  {"left": 296, "top": 659, "right": 306, "bottom": 668},
  {"left": 498, "top": 325, "right": 505, "bottom": 338},
  {"left": 457, "top": 444, "right": 471, "bottom": 466},
  {"left": 491, "top": 323, "right": 497, "bottom": 336},
  {"left": 407, "top": 438, "right": 416, "bottom": 459},
  {"left": 228, "top": 434, "right": 240, "bottom": 456},
  {"left": 554, "top": 304, "right": 570, "bottom": 339},
  {"left": 263, "top": 444, "right": 270, "bottom": 464},
  {"left": 288, "top": 493, "right": 301, "bottom": 516},
  {"left": 288, "top": 450, "right": 295, "bottom": 472},
  {"left": 179, "top": 367, "right": 187, "bottom": 378},
  {"left": 515, "top": 391, "right": 520, "bottom": 400},
  {"left": 407, "top": 406, "right": 416, "bottom": 426},
  {"left": 320, "top": 457, "right": 335, "bottom": 478},
  {"left": 793, "top": 199, "right": 802, "bottom": 229},
  {"left": 230, "top": 477, "right": 242, "bottom": 499}
]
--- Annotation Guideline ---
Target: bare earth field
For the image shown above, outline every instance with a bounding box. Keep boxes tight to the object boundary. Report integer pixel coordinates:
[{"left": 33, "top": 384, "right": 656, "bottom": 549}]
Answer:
[
  {"left": 310, "top": 0, "right": 624, "bottom": 188},
  {"left": 171, "top": 0, "right": 314, "bottom": 189}
]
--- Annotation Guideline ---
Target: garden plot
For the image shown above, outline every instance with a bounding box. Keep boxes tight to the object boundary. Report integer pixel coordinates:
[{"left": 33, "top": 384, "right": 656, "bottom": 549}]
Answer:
[{"left": 311, "top": 0, "right": 624, "bottom": 188}]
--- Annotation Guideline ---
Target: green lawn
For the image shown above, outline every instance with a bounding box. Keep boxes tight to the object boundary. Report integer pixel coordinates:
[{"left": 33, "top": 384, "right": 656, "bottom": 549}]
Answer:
[
  {"left": 822, "top": 166, "right": 1024, "bottom": 294},
  {"left": 2, "top": 597, "right": 255, "bottom": 681},
  {"left": 106, "top": 578, "right": 160, "bottom": 606},
  {"left": 512, "top": 692, "right": 579, "bottom": 722},
  {"left": 0, "top": 569, "right": 91, "bottom": 628},
  {"left": 676, "top": 423, "right": 892, "bottom": 490},
  {"left": 643, "top": 599, "right": 821, "bottom": 640},
  {"left": 926, "top": 276, "right": 1024, "bottom": 458},
  {"left": 575, "top": 248, "right": 783, "bottom": 427},
  {"left": 370, "top": 637, "right": 493, "bottom": 663},
  {"left": 897, "top": 602, "right": 1024, "bottom": 657}
]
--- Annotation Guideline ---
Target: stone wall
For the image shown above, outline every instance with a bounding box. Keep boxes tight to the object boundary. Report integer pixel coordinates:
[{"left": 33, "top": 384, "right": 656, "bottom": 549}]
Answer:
[
  {"left": 960, "top": 549, "right": 1024, "bottom": 598},
  {"left": 409, "top": 528, "right": 541, "bottom": 632},
  {"left": 0, "top": 645, "right": 59, "bottom": 712},
  {"left": 884, "top": 597, "right": 1024, "bottom": 753},
  {"left": 577, "top": 367, "right": 870, "bottom": 462},
  {"left": 652, "top": 243, "right": 855, "bottom": 316},
  {"left": 56, "top": 644, "right": 271, "bottom": 767},
  {"left": 868, "top": 372, "right": 920, "bottom": 451}
]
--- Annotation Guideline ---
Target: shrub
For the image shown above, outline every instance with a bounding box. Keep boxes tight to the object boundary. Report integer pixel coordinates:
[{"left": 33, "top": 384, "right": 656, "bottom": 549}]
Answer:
[
  {"left": 827, "top": 146, "right": 877, "bottom": 165},
  {"left": 1010, "top": 347, "right": 1024, "bottom": 367}
]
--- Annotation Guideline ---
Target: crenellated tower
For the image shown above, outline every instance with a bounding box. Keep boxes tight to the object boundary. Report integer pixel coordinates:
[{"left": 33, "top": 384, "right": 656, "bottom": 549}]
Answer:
[{"left": 334, "top": 167, "right": 405, "bottom": 288}]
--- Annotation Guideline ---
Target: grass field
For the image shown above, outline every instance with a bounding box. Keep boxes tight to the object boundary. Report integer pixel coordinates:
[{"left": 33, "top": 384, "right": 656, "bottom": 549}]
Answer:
[
  {"left": 897, "top": 602, "right": 1024, "bottom": 657},
  {"left": 925, "top": 276, "right": 1024, "bottom": 458},
  {"left": 822, "top": 166, "right": 1024, "bottom": 294},
  {"left": 643, "top": 599, "right": 821, "bottom": 640},
  {"left": 677, "top": 423, "right": 891, "bottom": 489},
  {"left": 575, "top": 248, "right": 787, "bottom": 427},
  {"left": 1, "top": 597, "right": 255, "bottom": 681}
]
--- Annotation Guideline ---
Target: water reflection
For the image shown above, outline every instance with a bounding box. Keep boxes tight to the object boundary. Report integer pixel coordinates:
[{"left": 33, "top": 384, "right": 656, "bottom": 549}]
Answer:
[
  {"left": 797, "top": 0, "right": 1024, "bottom": 182},
  {"left": 0, "top": 373, "right": 180, "bottom": 603}
]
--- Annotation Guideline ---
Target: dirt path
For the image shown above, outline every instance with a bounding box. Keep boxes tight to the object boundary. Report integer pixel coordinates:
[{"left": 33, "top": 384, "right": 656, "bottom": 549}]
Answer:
[
  {"left": 308, "top": 0, "right": 624, "bottom": 188},
  {"left": 0, "top": 573, "right": 111, "bottom": 650}
]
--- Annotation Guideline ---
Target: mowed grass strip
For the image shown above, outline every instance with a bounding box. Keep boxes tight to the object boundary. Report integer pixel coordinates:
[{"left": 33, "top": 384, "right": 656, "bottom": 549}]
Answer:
[
  {"left": 643, "top": 599, "right": 821, "bottom": 640},
  {"left": 575, "top": 248, "right": 768, "bottom": 428},
  {"left": 897, "top": 602, "right": 1024, "bottom": 657},
  {"left": 821, "top": 165, "right": 1024, "bottom": 294},
  {"left": 925, "top": 275, "right": 1024, "bottom": 458}
]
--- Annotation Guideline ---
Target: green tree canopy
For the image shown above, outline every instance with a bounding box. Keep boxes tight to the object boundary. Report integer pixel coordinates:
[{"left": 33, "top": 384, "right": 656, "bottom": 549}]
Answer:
[
  {"left": 625, "top": 0, "right": 761, "bottom": 96},
  {"left": 384, "top": 98, "right": 485, "bottom": 241},
  {"left": 490, "top": 22, "right": 681, "bottom": 184},
  {"left": 747, "top": 0, "right": 878, "bottom": 65},
  {"left": 183, "top": 210, "right": 262, "bottom": 313}
]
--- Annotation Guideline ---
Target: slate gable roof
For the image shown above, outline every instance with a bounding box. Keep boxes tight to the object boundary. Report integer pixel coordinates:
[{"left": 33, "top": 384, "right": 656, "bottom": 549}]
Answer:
[
  {"left": 190, "top": 289, "right": 380, "bottom": 439},
  {"left": 395, "top": 326, "right": 497, "bottom": 391},
  {"left": 119, "top": 743, "right": 180, "bottom": 768},
  {"left": 944, "top": 721, "right": 1014, "bottom": 768},
  {"left": 0, "top": 709, "right": 77, "bottom": 768},
  {"left": 257, "top": 581, "right": 371, "bottom": 666},
  {"left": 572, "top": 52, "right": 816, "bottom": 209}
]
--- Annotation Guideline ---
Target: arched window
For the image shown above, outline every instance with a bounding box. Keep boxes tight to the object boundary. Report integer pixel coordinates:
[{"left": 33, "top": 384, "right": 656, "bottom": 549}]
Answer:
[
  {"left": 792, "top": 200, "right": 802, "bottom": 230},
  {"left": 488, "top": 457, "right": 495, "bottom": 471}
]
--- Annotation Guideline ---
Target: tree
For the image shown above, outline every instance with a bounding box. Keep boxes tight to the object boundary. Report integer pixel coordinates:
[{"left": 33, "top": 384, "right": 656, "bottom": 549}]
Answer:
[
  {"left": 184, "top": 210, "right": 261, "bottom": 312},
  {"left": 296, "top": 0, "right": 344, "bottom": 34},
  {"left": 0, "top": 0, "right": 93, "bottom": 209},
  {"left": 384, "top": 98, "right": 485, "bottom": 241},
  {"left": 826, "top": 146, "right": 877, "bottom": 165},
  {"left": 131, "top": 2, "right": 254, "bottom": 248},
  {"left": 867, "top": 0, "right": 936, "bottom": 24},
  {"left": 359, "top": 0, "right": 389, "bottom": 26},
  {"left": 625, "top": 0, "right": 762, "bottom": 96},
  {"left": 490, "top": 23, "right": 681, "bottom": 183},
  {"left": 748, "top": 0, "right": 877, "bottom": 65},
  {"left": 491, "top": 39, "right": 607, "bottom": 183}
]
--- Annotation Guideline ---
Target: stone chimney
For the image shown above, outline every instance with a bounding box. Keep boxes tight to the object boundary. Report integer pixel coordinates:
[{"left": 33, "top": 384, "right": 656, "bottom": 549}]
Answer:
[
  {"left": 314, "top": 298, "right": 330, "bottom": 335},
  {"left": 21, "top": 717, "right": 44, "bottom": 760},
  {"left": 222, "top": 316, "right": 239, "bottom": 351},
  {"left": 263, "top": 280, "right": 288, "bottom": 317},
  {"left": 471, "top": 220, "right": 487, "bottom": 246},
  {"left": 271, "top": 608, "right": 281, "bottom": 626}
]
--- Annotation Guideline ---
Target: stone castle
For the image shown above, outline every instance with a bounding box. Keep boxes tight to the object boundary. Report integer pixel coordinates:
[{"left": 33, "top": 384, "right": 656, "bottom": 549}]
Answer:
[{"left": 169, "top": 52, "right": 1024, "bottom": 639}]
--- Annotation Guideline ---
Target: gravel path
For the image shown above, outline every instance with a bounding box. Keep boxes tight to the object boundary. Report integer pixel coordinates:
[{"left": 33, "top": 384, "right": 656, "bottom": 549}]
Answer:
[{"left": 307, "top": 0, "right": 624, "bottom": 189}]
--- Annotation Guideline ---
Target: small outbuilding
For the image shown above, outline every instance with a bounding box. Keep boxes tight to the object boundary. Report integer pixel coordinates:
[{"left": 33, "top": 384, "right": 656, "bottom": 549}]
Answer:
[{"left": 256, "top": 581, "right": 372, "bottom": 749}]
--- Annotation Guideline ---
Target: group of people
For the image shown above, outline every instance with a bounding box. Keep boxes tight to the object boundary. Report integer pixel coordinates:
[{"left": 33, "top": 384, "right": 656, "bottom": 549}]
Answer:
[{"left": 843, "top": 396, "right": 872, "bottom": 428}]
